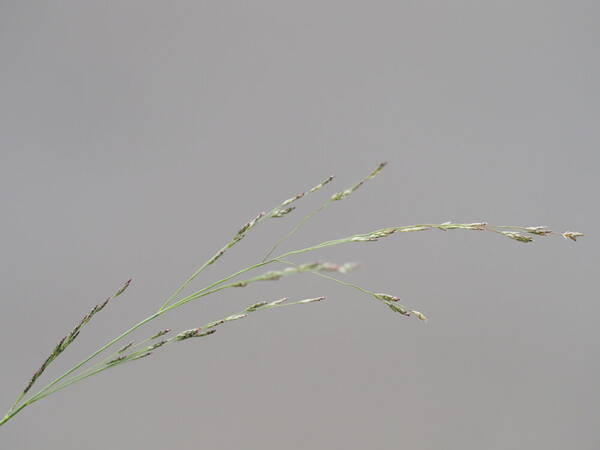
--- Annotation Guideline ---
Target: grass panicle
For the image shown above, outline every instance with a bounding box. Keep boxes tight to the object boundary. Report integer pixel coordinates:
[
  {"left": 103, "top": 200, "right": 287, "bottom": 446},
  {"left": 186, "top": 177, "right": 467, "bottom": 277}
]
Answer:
[{"left": 0, "top": 163, "right": 583, "bottom": 428}]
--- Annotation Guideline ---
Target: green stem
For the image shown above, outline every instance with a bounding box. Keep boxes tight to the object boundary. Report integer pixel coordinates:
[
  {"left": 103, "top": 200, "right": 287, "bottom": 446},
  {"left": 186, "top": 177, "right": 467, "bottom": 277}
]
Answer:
[{"left": 1, "top": 404, "right": 26, "bottom": 427}]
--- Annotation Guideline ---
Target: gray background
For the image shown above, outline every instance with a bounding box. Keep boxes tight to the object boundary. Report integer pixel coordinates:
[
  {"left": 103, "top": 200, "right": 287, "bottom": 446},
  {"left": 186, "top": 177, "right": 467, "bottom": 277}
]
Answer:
[{"left": 1, "top": 2, "right": 597, "bottom": 449}]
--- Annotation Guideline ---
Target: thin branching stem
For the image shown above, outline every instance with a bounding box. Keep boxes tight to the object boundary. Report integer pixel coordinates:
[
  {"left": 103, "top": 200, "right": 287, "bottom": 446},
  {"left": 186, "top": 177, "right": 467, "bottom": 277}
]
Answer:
[{"left": 1, "top": 157, "right": 582, "bottom": 429}]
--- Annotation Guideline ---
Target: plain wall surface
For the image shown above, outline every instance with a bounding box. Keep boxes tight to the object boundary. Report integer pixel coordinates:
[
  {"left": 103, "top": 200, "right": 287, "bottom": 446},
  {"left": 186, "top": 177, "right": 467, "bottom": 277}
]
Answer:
[{"left": 1, "top": 2, "right": 598, "bottom": 449}]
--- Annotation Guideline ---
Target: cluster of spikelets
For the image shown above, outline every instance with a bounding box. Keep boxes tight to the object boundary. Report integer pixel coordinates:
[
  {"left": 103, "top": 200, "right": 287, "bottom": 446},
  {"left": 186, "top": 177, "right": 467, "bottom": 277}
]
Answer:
[{"left": 1, "top": 162, "right": 583, "bottom": 427}]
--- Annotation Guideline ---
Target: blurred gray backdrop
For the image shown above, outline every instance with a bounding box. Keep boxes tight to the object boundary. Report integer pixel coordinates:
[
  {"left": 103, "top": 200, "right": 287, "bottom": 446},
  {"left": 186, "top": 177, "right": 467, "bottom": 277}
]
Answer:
[{"left": 1, "top": 2, "right": 597, "bottom": 449}]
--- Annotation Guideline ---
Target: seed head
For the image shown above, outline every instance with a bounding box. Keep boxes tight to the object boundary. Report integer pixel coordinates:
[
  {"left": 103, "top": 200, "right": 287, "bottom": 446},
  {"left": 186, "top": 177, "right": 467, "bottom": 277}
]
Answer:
[
  {"left": 350, "top": 236, "right": 375, "bottom": 242},
  {"left": 148, "top": 340, "right": 167, "bottom": 350},
  {"left": 308, "top": 175, "right": 335, "bottom": 193},
  {"left": 150, "top": 329, "right": 171, "bottom": 339},
  {"left": 261, "top": 271, "right": 283, "bottom": 281},
  {"left": 267, "top": 298, "right": 288, "bottom": 306},
  {"left": 385, "top": 301, "right": 410, "bottom": 316},
  {"left": 373, "top": 293, "right": 401, "bottom": 302},
  {"left": 271, "top": 206, "right": 296, "bottom": 218},
  {"left": 297, "top": 262, "right": 321, "bottom": 271},
  {"left": 108, "top": 356, "right": 126, "bottom": 365},
  {"left": 411, "top": 310, "right": 428, "bottom": 322},
  {"left": 245, "top": 301, "right": 269, "bottom": 312},
  {"left": 114, "top": 279, "right": 132, "bottom": 297},
  {"left": 118, "top": 342, "right": 134, "bottom": 353},
  {"left": 351, "top": 228, "right": 396, "bottom": 242},
  {"left": 437, "top": 222, "right": 486, "bottom": 231},
  {"left": 198, "top": 329, "right": 217, "bottom": 337},
  {"left": 205, "top": 319, "right": 226, "bottom": 329},
  {"left": 176, "top": 328, "right": 216, "bottom": 341},
  {"left": 237, "top": 212, "right": 266, "bottom": 236},
  {"left": 317, "top": 262, "right": 359, "bottom": 274},
  {"left": 338, "top": 262, "right": 359, "bottom": 274},
  {"left": 501, "top": 231, "right": 533, "bottom": 243},
  {"left": 562, "top": 231, "right": 584, "bottom": 242},
  {"left": 297, "top": 296, "right": 326, "bottom": 304},
  {"left": 225, "top": 313, "right": 248, "bottom": 322},
  {"left": 330, "top": 190, "right": 350, "bottom": 201},
  {"left": 463, "top": 222, "right": 488, "bottom": 230},
  {"left": 131, "top": 352, "right": 152, "bottom": 360},
  {"left": 525, "top": 226, "right": 553, "bottom": 236},
  {"left": 280, "top": 193, "right": 304, "bottom": 207},
  {"left": 175, "top": 328, "right": 200, "bottom": 340}
]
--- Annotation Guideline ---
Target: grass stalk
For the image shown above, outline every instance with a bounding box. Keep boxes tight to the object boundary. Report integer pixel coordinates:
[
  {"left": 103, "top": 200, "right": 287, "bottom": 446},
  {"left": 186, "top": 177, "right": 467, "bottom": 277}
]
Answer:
[{"left": 1, "top": 163, "right": 582, "bottom": 428}]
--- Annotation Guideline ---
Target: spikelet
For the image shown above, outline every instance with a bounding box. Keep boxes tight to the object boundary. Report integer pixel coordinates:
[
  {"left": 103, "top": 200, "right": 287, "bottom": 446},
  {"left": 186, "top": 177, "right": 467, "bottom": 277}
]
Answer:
[
  {"left": 351, "top": 228, "right": 396, "bottom": 242},
  {"left": 117, "top": 342, "right": 134, "bottom": 354},
  {"left": 267, "top": 298, "right": 288, "bottom": 307},
  {"left": 524, "top": 226, "right": 553, "bottom": 236},
  {"left": 436, "top": 222, "right": 487, "bottom": 231},
  {"left": 385, "top": 301, "right": 410, "bottom": 316},
  {"left": 296, "top": 296, "right": 326, "bottom": 304},
  {"left": 562, "top": 231, "right": 584, "bottom": 242},
  {"left": 373, "top": 293, "right": 401, "bottom": 302},
  {"left": 245, "top": 301, "right": 269, "bottom": 312},
  {"left": 271, "top": 206, "right": 296, "bottom": 218},
  {"left": 411, "top": 310, "right": 428, "bottom": 322},
  {"left": 150, "top": 329, "right": 171, "bottom": 339},
  {"left": 500, "top": 231, "right": 534, "bottom": 243},
  {"left": 175, "top": 328, "right": 217, "bottom": 341}
]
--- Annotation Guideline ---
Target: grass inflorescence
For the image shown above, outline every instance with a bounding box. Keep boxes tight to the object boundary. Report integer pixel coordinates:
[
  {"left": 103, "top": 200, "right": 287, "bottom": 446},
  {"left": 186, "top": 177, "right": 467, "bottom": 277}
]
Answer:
[{"left": 0, "top": 163, "right": 583, "bottom": 427}]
